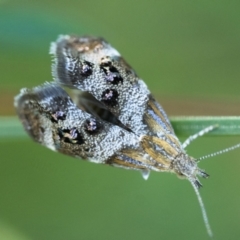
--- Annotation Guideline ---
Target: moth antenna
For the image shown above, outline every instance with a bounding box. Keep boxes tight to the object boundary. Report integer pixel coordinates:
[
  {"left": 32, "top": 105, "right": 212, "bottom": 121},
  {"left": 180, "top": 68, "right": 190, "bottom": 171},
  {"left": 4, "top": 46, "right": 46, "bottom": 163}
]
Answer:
[
  {"left": 190, "top": 180, "right": 213, "bottom": 237},
  {"left": 196, "top": 143, "right": 240, "bottom": 162},
  {"left": 182, "top": 125, "right": 218, "bottom": 149}
]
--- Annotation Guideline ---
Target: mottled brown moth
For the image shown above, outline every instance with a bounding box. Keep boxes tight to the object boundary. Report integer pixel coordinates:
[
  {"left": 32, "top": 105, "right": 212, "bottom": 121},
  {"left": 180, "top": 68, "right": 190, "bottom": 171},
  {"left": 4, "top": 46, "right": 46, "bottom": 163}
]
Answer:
[{"left": 14, "top": 35, "right": 240, "bottom": 237}]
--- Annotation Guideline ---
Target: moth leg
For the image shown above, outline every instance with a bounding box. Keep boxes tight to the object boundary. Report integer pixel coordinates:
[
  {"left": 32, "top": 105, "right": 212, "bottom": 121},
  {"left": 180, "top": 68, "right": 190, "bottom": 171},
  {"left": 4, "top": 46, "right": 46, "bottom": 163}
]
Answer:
[{"left": 182, "top": 125, "right": 218, "bottom": 149}]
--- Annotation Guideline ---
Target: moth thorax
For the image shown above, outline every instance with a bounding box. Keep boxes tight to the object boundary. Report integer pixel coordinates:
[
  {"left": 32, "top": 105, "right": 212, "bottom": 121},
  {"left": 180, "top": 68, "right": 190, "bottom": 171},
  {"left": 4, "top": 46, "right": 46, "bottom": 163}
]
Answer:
[{"left": 172, "top": 153, "right": 198, "bottom": 179}]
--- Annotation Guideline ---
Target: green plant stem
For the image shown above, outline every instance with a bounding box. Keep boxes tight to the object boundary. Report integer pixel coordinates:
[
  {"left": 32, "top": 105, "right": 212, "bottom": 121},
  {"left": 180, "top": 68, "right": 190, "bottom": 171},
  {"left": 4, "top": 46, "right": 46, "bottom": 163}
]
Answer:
[
  {"left": 171, "top": 116, "right": 240, "bottom": 136},
  {"left": 0, "top": 116, "right": 240, "bottom": 139}
]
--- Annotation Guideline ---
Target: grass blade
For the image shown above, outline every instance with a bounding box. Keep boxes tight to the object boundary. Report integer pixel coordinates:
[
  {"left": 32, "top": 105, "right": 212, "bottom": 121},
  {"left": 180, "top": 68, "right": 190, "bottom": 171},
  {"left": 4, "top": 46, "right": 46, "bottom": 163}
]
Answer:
[
  {"left": 0, "top": 116, "right": 240, "bottom": 139},
  {"left": 171, "top": 116, "right": 240, "bottom": 136}
]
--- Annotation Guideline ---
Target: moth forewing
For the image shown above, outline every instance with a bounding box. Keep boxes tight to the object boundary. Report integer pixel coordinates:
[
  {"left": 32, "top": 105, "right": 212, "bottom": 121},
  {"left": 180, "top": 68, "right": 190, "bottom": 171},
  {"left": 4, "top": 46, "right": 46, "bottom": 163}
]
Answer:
[
  {"left": 14, "top": 83, "right": 146, "bottom": 164},
  {"left": 50, "top": 35, "right": 176, "bottom": 139}
]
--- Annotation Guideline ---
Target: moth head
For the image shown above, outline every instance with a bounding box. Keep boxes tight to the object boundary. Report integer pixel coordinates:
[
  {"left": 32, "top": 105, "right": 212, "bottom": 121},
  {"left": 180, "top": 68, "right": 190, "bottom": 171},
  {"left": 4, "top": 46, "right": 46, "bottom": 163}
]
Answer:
[{"left": 172, "top": 153, "right": 209, "bottom": 189}]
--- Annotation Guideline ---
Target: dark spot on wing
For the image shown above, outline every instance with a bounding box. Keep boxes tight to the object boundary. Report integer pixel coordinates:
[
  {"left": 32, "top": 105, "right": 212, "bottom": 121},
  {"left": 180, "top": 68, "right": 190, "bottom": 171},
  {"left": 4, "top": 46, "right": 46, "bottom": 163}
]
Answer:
[
  {"left": 80, "top": 60, "right": 93, "bottom": 77},
  {"left": 100, "top": 57, "right": 123, "bottom": 85},
  {"left": 58, "top": 128, "right": 84, "bottom": 144},
  {"left": 69, "top": 59, "right": 93, "bottom": 83},
  {"left": 51, "top": 111, "right": 66, "bottom": 122},
  {"left": 84, "top": 118, "right": 102, "bottom": 134},
  {"left": 101, "top": 89, "right": 119, "bottom": 107}
]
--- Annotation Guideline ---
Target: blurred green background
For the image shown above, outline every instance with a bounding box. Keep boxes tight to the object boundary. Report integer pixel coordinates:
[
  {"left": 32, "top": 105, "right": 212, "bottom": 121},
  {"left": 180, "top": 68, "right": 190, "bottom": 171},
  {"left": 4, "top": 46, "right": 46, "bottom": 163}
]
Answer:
[{"left": 0, "top": 0, "right": 240, "bottom": 239}]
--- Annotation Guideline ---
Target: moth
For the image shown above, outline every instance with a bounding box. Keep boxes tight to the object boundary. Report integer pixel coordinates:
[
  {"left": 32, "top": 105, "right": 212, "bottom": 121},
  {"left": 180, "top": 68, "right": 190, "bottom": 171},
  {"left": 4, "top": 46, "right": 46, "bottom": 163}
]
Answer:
[{"left": 14, "top": 35, "right": 239, "bottom": 237}]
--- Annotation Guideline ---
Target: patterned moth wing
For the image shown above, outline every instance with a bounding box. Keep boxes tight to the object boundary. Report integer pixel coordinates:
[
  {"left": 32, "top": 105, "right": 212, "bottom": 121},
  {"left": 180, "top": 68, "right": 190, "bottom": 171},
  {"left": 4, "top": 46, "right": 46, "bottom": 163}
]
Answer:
[
  {"left": 15, "top": 83, "right": 172, "bottom": 173},
  {"left": 50, "top": 35, "right": 208, "bottom": 184},
  {"left": 50, "top": 35, "right": 176, "bottom": 137}
]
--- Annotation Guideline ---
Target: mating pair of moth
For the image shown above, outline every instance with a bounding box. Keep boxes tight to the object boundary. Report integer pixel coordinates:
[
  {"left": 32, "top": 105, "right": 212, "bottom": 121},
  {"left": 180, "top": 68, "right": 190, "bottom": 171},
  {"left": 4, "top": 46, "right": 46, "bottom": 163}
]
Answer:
[{"left": 15, "top": 35, "right": 236, "bottom": 236}]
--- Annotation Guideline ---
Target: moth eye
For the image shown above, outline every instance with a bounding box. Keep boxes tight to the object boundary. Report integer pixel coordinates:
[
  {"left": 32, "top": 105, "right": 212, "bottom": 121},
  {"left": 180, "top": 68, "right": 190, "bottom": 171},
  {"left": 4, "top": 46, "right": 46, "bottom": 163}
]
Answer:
[
  {"left": 101, "top": 89, "right": 119, "bottom": 107},
  {"left": 51, "top": 110, "right": 66, "bottom": 122},
  {"left": 84, "top": 118, "right": 102, "bottom": 134},
  {"left": 58, "top": 128, "right": 84, "bottom": 144},
  {"left": 80, "top": 60, "right": 93, "bottom": 77}
]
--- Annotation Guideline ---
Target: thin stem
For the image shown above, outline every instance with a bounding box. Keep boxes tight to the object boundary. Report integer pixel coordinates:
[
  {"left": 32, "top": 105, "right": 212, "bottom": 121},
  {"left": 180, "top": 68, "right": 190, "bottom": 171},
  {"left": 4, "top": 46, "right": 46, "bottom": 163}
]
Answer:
[{"left": 1, "top": 116, "right": 240, "bottom": 139}]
